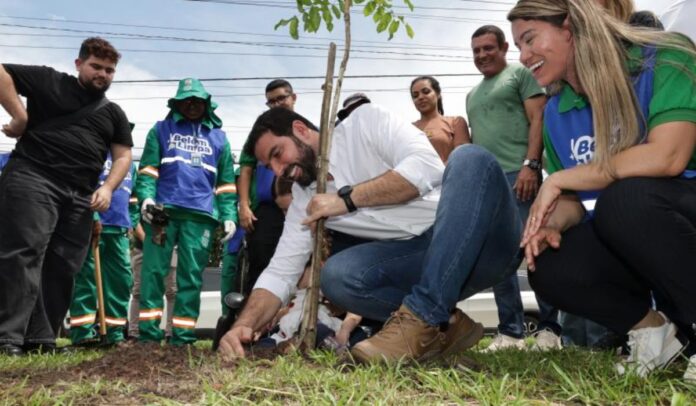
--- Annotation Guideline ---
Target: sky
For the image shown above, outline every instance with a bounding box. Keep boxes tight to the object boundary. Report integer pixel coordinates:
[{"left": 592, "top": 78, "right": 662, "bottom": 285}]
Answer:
[{"left": 0, "top": 0, "right": 681, "bottom": 158}]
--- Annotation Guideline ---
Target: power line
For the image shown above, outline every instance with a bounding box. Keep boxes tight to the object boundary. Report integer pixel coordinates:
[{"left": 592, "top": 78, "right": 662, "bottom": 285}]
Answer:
[
  {"left": 107, "top": 86, "right": 477, "bottom": 101},
  {"left": 184, "top": 0, "right": 509, "bottom": 23},
  {"left": 456, "top": 0, "right": 515, "bottom": 5},
  {"left": 110, "top": 73, "right": 483, "bottom": 84},
  {"left": 0, "top": 15, "right": 462, "bottom": 49},
  {"left": 0, "top": 15, "right": 520, "bottom": 53},
  {"left": 0, "top": 23, "right": 483, "bottom": 59},
  {"left": 0, "top": 43, "right": 474, "bottom": 63},
  {"left": 187, "top": 0, "right": 511, "bottom": 12},
  {"left": 1, "top": 28, "right": 517, "bottom": 53}
]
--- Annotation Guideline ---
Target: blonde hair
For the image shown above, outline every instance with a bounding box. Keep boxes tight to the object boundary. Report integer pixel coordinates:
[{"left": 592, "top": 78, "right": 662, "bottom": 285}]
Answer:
[
  {"left": 508, "top": 0, "right": 696, "bottom": 175},
  {"left": 601, "top": 0, "right": 634, "bottom": 22}
]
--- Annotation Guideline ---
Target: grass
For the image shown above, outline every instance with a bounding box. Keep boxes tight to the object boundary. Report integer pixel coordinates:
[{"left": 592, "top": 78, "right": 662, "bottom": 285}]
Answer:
[{"left": 1, "top": 338, "right": 696, "bottom": 405}]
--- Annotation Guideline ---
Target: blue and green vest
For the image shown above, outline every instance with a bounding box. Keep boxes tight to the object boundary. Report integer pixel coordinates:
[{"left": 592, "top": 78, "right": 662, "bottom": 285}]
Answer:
[
  {"left": 545, "top": 47, "right": 696, "bottom": 216},
  {"left": 155, "top": 118, "right": 228, "bottom": 216},
  {"left": 98, "top": 153, "right": 135, "bottom": 228}
]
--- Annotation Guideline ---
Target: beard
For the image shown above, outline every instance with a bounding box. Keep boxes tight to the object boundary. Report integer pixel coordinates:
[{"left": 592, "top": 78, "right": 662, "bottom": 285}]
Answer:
[
  {"left": 281, "top": 136, "right": 317, "bottom": 187},
  {"left": 79, "top": 76, "right": 111, "bottom": 95}
]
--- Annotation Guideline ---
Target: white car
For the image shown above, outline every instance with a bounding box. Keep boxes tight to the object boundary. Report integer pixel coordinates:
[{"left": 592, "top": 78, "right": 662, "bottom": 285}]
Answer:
[
  {"left": 197, "top": 268, "right": 541, "bottom": 337},
  {"left": 63, "top": 268, "right": 541, "bottom": 338},
  {"left": 456, "top": 270, "right": 541, "bottom": 335}
]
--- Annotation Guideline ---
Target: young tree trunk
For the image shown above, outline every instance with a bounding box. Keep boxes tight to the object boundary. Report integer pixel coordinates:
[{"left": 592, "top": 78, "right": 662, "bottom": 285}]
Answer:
[
  {"left": 299, "top": 0, "right": 352, "bottom": 351},
  {"left": 299, "top": 42, "right": 336, "bottom": 350}
]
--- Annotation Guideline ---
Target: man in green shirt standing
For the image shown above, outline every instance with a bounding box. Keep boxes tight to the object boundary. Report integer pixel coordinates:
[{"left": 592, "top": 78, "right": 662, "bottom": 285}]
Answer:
[
  {"left": 466, "top": 25, "right": 560, "bottom": 351},
  {"left": 136, "top": 78, "right": 238, "bottom": 345}
]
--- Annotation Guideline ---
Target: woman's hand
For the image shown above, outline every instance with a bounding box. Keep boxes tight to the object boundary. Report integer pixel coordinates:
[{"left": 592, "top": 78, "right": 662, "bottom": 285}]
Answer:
[
  {"left": 523, "top": 227, "right": 562, "bottom": 271},
  {"left": 522, "top": 175, "right": 562, "bottom": 245}
]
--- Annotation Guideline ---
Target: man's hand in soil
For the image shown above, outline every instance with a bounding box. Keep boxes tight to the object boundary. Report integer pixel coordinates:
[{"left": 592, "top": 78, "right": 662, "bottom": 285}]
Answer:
[
  {"left": 218, "top": 289, "right": 283, "bottom": 359},
  {"left": 218, "top": 325, "right": 254, "bottom": 359},
  {"left": 91, "top": 185, "right": 113, "bottom": 212}
]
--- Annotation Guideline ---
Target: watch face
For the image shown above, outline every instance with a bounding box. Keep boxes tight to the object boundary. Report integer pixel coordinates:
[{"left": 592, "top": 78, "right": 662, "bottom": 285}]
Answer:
[{"left": 525, "top": 159, "right": 541, "bottom": 170}]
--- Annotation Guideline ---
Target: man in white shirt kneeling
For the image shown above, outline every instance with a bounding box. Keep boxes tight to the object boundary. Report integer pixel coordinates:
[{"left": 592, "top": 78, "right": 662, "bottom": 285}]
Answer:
[{"left": 218, "top": 104, "right": 522, "bottom": 363}]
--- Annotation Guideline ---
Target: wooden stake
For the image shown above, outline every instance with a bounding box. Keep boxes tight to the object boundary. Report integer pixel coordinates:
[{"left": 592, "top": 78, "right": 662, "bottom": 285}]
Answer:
[
  {"left": 299, "top": 42, "right": 337, "bottom": 350},
  {"left": 299, "top": 0, "right": 352, "bottom": 351}
]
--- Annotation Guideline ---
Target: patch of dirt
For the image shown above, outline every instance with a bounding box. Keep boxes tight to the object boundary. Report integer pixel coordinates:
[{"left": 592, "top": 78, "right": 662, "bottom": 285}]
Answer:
[
  {"left": 75, "top": 342, "right": 207, "bottom": 381},
  {"left": 0, "top": 343, "right": 223, "bottom": 402},
  {"left": 0, "top": 341, "right": 311, "bottom": 402}
]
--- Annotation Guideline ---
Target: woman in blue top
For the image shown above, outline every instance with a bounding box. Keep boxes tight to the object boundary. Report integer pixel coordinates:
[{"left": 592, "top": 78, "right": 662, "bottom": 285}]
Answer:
[{"left": 508, "top": 0, "right": 696, "bottom": 378}]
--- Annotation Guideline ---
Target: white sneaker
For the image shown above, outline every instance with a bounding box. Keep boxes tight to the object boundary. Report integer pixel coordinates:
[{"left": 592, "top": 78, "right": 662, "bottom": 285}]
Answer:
[
  {"left": 616, "top": 314, "right": 686, "bottom": 378},
  {"left": 531, "top": 329, "right": 562, "bottom": 351},
  {"left": 684, "top": 354, "right": 696, "bottom": 382},
  {"left": 481, "top": 334, "right": 526, "bottom": 352}
]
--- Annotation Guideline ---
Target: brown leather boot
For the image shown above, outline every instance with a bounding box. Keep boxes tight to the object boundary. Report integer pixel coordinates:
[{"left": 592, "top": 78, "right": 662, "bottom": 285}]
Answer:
[
  {"left": 440, "top": 308, "right": 484, "bottom": 359},
  {"left": 351, "top": 305, "right": 483, "bottom": 363}
]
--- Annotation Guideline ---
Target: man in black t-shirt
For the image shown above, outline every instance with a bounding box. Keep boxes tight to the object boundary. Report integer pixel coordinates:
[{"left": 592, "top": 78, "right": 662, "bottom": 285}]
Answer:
[{"left": 0, "top": 37, "right": 133, "bottom": 355}]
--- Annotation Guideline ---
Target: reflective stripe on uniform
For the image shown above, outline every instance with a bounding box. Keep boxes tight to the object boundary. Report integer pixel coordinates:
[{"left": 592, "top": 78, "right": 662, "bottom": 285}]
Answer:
[
  {"left": 172, "top": 316, "right": 196, "bottom": 329},
  {"left": 70, "top": 313, "right": 96, "bottom": 326},
  {"left": 104, "top": 317, "right": 128, "bottom": 326},
  {"left": 161, "top": 156, "right": 218, "bottom": 175},
  {"left": 215, "top": 183, "right": 237, "bottom": 195},
  {"left": 139, "top": 308, "right": 164, "bottom": 321},
  {"left": 139, "top": 165, "right": 160, "bottom": 179}
]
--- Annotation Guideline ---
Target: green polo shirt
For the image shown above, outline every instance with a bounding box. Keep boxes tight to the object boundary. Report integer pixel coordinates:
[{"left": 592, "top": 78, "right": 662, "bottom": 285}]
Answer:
[
  {"left": 544, "top": 44, "right": 696, "bottom": 174},
  {"left": 467, "top": 64, "right": 545, "bottom": 172}
]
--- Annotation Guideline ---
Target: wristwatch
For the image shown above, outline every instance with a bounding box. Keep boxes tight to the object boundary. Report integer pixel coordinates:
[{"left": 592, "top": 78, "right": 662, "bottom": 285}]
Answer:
[
  {"left": 337, "top": 185, "right": 357, "bottom": 213},
  {"left": 523, "top": 159, "right": 542, "bottom": 171}
]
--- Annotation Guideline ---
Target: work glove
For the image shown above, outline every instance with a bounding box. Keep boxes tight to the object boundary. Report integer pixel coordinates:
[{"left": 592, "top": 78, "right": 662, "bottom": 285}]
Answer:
[
  {"left": 140, "top": 198, "right": 156, "bottom": 224},
  {"left": 221, "top": 220, "right": 237, "bottom": 243}
]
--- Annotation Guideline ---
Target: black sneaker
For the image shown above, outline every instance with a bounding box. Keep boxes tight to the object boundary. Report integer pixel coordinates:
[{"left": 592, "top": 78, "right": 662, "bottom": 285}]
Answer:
[
  {"left": 23, "top": 343, "right": 73, "bottom": 355},
  {"left": 0, "top": 343, "right": 24, "bottom": 356}
]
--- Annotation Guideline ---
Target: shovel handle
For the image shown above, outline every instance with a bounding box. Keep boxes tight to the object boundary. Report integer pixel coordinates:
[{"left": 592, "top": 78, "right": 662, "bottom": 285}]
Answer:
[{"left": 93, "top": 238, "right": 108, "bottom": 339}]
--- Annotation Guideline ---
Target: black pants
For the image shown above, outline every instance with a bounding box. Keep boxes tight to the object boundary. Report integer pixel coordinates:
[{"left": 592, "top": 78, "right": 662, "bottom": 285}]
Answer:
[
  {"left": 0, "top": 158, "right": 92, "bottom": 345},
  {"left": 245, "top": 202, "right": 285, "bottom": 291},
  {"left": 530, "top": 177, "right": 696, "bottom": 334}
]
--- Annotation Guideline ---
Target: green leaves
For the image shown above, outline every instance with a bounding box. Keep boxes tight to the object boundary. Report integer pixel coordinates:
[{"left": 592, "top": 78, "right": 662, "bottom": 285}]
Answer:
[
  {"left": 376, "top": 12, "right": 391, "bottom": 34},
  {"left": 275, "top": 0, "right": 415, "bottom": 40},
  {"left": 275, "top": 16, "right": 300, "bottom": 39},
  {"left": 290, "top": 17, "right": 299, "bottom": 39},
  {"left": 405, "top": 22, "right": 414, "bottom": 38},
  {"left": 363, "top": 1, "right": 376, "bottom": 16}
]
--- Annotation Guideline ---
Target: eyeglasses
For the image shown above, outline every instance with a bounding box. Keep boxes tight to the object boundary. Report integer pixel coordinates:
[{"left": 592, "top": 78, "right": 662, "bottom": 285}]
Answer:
[{"left": 266, "top": 93, "right": 293, "bottom": 107}]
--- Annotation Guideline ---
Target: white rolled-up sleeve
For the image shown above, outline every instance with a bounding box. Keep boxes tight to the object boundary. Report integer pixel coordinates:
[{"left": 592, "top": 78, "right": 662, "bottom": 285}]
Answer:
[{"left": 252, "top": 184, "right": 313, "bottom": 305}]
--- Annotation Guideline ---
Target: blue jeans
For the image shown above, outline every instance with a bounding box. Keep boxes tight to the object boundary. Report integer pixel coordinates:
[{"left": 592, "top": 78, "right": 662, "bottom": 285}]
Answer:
[
  {"left": 321, "top": 145, "right": 522, "bottom": 325},
  {"left": 492, "top": 171, "right": 559, "bottom": 338}
]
